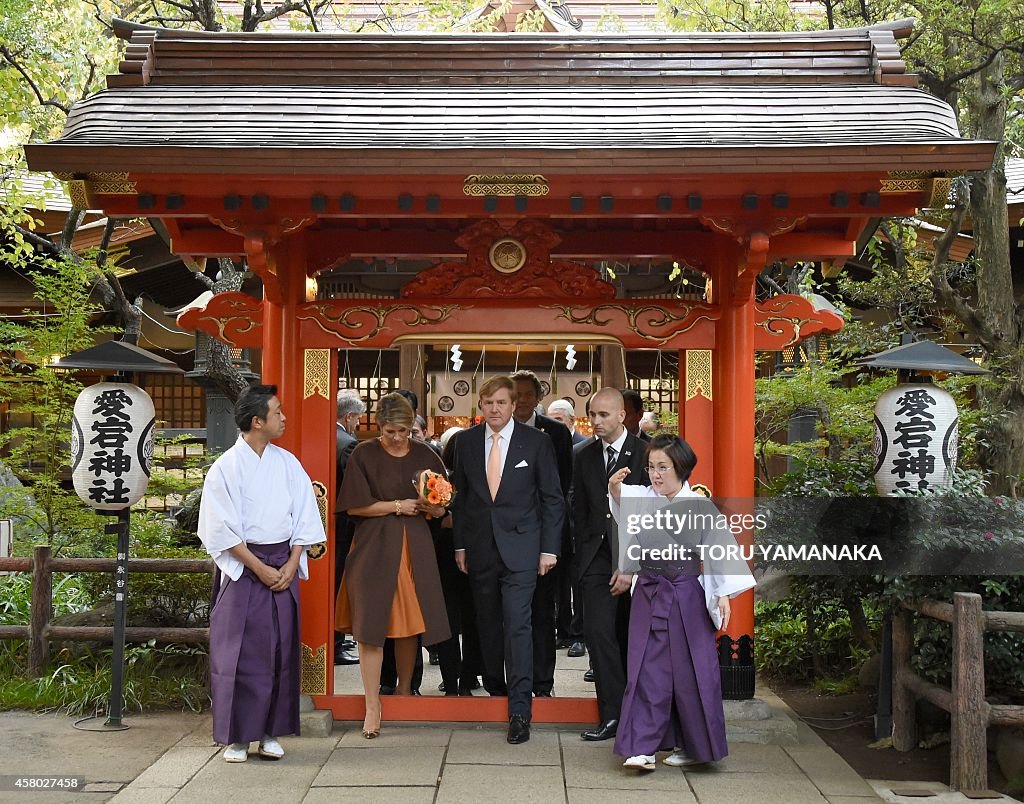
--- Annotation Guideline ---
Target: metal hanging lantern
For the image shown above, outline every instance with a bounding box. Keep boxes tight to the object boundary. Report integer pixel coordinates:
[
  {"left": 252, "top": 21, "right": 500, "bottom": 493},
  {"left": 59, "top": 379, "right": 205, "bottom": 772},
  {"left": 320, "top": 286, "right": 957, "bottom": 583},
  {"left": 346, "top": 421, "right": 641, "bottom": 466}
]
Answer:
[
  {"left": 71, "top": 383, "right": 156, "bottom": 510},
  {"left": 856, "top": 340, "right": 987, "bottom": 496}
]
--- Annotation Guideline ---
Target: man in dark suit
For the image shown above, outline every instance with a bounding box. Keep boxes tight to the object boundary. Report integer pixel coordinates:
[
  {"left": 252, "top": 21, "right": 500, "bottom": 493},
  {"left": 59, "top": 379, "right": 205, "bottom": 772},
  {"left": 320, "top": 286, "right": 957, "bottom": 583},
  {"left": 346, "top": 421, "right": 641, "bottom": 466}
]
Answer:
[
  {"left": 510, "top": 371, "right": 574, "bottom": 697},
  {"left": 452, "top": 375, "right": 565, "bottom": 744},
  {"left": 545, "top": 397, "right": 587, "bottom": 655},
  {"left": 622, "top": 389, "right": 651, "bottom": 443},
  {"left": 334, "top": 389, "right": 364, "bottom": 666},
  {"left": 573, "top": 388, "right": 649, "bottom": 742}
]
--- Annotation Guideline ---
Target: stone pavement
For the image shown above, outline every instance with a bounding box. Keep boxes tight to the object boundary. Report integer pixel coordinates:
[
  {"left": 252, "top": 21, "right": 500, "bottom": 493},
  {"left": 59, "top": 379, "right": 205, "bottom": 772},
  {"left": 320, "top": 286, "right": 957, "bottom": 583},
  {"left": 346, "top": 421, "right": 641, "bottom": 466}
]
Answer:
[{"left": 0, "top": 696, "right": 1017, "bottom": 804}]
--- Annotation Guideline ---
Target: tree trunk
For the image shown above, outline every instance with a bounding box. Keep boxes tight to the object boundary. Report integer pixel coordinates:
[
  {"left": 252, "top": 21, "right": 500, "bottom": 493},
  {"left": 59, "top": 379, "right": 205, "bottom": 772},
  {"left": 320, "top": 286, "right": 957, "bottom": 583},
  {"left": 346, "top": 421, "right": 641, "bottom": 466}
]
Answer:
[
  {"left": 968, "top": 53, "right": 1024, "bottom": 496},
  {"left": 843, "top": 591, "right": 876, "bottom": 653}
]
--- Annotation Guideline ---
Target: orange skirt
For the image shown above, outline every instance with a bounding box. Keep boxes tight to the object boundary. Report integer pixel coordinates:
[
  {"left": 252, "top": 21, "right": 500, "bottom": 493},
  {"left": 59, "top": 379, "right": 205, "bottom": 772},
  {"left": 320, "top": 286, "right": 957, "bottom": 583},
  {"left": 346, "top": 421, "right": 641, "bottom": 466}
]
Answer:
[{"left": 336, "top": 527, "right": 426, "bottom": 640}]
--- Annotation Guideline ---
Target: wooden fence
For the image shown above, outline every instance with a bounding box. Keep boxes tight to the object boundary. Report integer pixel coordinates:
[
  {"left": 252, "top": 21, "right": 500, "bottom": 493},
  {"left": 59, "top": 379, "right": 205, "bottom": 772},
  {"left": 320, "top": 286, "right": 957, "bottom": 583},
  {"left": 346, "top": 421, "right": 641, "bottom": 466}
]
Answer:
[
  {"left": 0, "top": 545, "right": 213, "bottom": 677},
  {"left": 893, "top": 592, "right": 1024, "bottom": 791}
]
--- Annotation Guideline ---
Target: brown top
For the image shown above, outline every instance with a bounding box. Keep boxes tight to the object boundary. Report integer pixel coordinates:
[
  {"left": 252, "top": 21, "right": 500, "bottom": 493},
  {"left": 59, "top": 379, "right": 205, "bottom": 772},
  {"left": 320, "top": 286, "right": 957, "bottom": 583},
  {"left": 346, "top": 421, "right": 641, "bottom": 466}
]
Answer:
[{"left": 336, "top": 438, "right": 450, "bottom": 647}]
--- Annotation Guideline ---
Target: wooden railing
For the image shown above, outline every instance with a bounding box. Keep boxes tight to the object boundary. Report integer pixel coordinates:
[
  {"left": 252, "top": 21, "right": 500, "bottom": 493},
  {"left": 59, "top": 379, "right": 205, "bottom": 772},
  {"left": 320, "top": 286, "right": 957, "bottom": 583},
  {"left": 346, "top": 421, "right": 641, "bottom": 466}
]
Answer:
[
  {"left": 0, "top": 545, "right": 213, "bottom": 677},
  {"left": 893, "top": 592, "right": 1024, "bottom": 791}
]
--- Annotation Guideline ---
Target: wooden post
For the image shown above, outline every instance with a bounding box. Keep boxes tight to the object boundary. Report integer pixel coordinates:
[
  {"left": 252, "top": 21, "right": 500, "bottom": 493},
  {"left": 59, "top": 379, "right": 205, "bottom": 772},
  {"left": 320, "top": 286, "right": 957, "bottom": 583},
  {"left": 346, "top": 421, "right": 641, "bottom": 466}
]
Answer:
[
  {"left": 891, "top": 606, "right": 916, "bottom": 751},
  {"left": 950, "top": 592, "right": 987, "bottom": 792},
  {"left": 600, "top": 345, "right": 626, "bottom": 390},
  {"left": 28, "top": 545, "right": 51, "bottom": 677},
  {"left": 399, "top": 344, "right": 426, "bottom": 417}
]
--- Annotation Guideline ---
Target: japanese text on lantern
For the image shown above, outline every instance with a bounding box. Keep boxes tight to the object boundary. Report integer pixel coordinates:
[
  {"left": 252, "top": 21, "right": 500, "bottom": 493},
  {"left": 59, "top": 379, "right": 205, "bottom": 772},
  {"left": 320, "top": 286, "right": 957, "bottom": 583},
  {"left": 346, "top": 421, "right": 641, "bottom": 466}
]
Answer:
[
  {"left": 87, "top": 388, "right": 136, "bottom": 505},
  {"left": 889, "top": 388, "right": 936, "bottom": 491}
]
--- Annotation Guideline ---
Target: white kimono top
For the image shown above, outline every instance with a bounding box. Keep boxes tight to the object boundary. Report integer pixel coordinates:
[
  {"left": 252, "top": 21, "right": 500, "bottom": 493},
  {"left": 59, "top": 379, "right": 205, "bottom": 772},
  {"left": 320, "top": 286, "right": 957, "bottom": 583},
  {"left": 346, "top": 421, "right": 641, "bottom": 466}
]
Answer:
[
  {"left": 610, "top": 482, "right": 757, "bottom": 630},
  {"left": 198, "top": 435, "right": 326, "bottom": 582}
]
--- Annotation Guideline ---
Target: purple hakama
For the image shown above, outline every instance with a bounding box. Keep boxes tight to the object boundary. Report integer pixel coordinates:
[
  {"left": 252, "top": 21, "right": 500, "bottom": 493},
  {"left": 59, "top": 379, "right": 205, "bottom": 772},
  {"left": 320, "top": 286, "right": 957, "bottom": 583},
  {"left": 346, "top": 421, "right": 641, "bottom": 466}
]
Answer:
[
  {"left": 209, "top": 540, "right": 300, "bottom": 745},
  {"left": 614, "top": 570, "right": 728, "bottom": 762}
]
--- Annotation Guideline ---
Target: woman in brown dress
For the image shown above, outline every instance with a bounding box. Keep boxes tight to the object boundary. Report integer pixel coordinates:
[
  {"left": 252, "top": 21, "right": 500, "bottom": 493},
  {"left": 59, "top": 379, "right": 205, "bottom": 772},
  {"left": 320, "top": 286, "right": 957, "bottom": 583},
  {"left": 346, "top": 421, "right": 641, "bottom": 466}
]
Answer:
[{"left": 336, "top": 393, "right": 451, "bottom": 738}]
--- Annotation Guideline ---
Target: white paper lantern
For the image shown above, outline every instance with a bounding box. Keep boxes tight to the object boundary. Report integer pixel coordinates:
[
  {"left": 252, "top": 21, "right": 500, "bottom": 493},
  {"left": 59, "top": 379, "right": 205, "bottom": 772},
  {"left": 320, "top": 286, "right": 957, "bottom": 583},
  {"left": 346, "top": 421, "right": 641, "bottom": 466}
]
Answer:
[
  {"left": 71, "top": 382, "right": 156, "bottom": 510},
  {"left": 872, "top": 383, "right": 958, "bottom": 496}
]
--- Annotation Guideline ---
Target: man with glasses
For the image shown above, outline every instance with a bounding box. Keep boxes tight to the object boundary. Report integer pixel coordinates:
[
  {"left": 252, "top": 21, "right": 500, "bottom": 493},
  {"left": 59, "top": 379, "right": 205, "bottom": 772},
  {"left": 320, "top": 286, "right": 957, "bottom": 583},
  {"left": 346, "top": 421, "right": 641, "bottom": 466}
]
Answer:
[{"left": 572, "top": 388, "right": 649, "bottom": 742}]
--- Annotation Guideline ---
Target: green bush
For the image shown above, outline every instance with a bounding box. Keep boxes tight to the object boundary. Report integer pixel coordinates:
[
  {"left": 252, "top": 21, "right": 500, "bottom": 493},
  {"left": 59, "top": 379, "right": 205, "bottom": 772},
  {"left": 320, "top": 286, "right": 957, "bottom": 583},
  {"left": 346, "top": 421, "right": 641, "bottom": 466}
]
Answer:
[
  {"left": 755, "top": 596, "right": 880, "bottom": 685},
  {"left": 888, "top": 575, "right": 1024, "bottom": 699},
  {"left": 0, "top": 641, "right": 208, "bottom": 714},
  {"left": 0, "top": 566, "right": 209, "bottom": 713},
  {"left": 76, "top": 511, "right": 212, "bottom": 628}
]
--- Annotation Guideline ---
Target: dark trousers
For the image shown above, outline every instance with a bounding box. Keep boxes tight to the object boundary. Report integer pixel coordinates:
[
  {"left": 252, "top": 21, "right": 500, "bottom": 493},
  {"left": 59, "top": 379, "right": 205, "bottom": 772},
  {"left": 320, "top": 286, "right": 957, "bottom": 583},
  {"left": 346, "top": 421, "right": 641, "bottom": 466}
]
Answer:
[
  {"left": 555, "top": 526, "right": 583, "bottom": 641},
  {"left": 333, "top": 518, "right": 354, "bottom": 600},
  {"left": 531, "top": 571, "right": 557, "bottom": 695},
  {"left": 469, "top": 534, "right": 537, "bottom": 719},
  {"left": 579, "top": 541, "right": 631, "bottom": 723},
  {"left": 434, "top": 526, "right": 483, "bottom": 694},
  {"left": 334, "top": 518, "right": 354, "bottom": 649}
]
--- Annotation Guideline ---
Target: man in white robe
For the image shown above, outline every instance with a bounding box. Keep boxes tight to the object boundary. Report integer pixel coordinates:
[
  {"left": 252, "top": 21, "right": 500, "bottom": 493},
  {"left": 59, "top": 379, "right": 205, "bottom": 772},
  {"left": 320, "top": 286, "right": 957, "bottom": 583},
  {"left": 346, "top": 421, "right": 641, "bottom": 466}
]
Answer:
[{"left": 198, "top": 384, "right": 325, "bottom": 763}]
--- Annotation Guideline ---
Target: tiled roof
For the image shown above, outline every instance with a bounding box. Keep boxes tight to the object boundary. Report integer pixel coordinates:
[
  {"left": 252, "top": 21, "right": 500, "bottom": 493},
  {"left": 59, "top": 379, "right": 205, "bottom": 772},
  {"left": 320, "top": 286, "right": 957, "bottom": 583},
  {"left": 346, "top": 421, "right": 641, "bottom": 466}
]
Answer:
[{"left": 25, "top": 19, "right": 995, "bottom": 177}]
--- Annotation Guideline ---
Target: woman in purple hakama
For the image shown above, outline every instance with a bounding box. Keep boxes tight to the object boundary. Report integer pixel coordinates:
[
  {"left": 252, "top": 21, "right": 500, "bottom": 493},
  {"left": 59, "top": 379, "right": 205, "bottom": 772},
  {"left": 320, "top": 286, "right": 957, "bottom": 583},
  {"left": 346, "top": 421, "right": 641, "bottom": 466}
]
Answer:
[{"left": 608, "top": 435, "right": 756, "bottom": 771}]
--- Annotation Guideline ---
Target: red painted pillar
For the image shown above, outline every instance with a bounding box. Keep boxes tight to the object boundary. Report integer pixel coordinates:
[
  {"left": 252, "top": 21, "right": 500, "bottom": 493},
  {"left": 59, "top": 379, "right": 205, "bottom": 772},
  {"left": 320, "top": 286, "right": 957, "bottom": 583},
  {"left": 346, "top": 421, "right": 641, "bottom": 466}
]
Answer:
[
  {"left": 678, "top": 349, "right": 715, "bottom": 489},
  {"left": 711, "top": 243, "right": 757, "bottom": 699},
  {"left": 262, "top": 235, "right": 333, "bottom": 698}
]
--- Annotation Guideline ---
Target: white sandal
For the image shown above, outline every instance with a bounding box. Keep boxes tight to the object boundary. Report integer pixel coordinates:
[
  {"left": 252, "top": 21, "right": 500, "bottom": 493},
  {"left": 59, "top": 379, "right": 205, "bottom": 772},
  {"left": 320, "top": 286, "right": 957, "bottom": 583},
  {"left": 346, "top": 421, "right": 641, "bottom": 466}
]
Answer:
[{"left": 622, "top": 754, "right": 656, "bottom": 771}]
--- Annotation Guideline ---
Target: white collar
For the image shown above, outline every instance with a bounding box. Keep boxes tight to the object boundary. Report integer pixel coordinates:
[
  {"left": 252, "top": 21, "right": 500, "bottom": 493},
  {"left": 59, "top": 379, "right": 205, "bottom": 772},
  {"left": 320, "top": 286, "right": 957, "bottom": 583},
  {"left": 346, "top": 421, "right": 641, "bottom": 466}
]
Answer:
[
  {"left": 487, "top": 417, "right": 516, "bottom": 441},
  {"left": 601, "top": 428, "right": 629, "bottom": 455}
]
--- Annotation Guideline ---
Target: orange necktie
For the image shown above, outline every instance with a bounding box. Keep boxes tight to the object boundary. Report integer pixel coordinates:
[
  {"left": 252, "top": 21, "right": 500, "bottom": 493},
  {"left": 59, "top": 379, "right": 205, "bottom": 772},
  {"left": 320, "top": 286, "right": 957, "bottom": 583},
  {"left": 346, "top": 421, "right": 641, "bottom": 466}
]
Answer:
[{"left": 487, "top": 431, "right": 502, "bottom": 500}]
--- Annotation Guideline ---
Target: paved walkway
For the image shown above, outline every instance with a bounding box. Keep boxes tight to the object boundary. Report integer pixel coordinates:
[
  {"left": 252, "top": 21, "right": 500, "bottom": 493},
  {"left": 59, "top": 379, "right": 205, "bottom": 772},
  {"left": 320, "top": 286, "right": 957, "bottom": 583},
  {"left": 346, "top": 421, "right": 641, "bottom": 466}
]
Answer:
[{"left": 0, "top": 696, "right": 1016, "bottom": 804}]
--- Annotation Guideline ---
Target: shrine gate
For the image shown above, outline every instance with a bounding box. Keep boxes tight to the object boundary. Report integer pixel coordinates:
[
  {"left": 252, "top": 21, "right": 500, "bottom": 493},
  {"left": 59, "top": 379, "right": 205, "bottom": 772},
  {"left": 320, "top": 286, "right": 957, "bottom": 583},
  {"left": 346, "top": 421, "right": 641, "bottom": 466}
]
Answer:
[{"left": 27, "top": 17, "right": 994, "bottom": 723}]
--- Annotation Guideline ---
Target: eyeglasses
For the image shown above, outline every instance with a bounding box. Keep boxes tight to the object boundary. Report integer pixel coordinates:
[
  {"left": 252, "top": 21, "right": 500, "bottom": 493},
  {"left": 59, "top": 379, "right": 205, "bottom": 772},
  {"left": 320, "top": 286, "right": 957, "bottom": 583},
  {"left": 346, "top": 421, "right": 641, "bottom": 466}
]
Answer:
[{"left": 646, "top": 465, "right": 674, "bottom": 476}]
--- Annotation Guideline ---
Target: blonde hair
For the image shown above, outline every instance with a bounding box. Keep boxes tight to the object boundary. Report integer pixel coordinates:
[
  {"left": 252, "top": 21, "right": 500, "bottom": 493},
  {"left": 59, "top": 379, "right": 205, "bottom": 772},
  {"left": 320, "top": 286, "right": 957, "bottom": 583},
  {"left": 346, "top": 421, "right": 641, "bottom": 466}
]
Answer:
[
  {"left": 478, "top": 375, "right": 514, "bottom": 400},
  {"left": 376, "top": 392, "right": 415, "bottom": 429}
]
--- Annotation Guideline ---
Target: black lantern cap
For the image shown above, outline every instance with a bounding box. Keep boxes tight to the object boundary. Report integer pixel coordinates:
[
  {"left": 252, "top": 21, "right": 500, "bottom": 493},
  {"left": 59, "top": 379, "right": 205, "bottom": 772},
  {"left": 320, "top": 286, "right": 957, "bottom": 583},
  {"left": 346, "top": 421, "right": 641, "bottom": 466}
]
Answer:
[
  {"left": 854, "top": 340, "right": 988, "bottom": 375},
  {"left": 50, "top": 340, "right": 184, "bottom": 374}
]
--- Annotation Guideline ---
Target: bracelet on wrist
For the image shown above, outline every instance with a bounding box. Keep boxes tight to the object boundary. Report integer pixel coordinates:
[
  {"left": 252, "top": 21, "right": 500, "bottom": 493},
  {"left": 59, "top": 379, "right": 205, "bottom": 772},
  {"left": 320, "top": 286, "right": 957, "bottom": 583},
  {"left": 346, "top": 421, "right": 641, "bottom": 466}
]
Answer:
[{"left": 395, "top": 499, "right": 402, "bottom": 516}]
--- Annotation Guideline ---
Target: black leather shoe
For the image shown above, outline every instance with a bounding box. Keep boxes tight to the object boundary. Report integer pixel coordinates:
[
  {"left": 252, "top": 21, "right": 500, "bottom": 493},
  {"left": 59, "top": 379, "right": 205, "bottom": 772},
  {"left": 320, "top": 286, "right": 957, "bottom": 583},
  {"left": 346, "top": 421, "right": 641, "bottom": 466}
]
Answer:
[
  {"left": 534, "top": 690, "right": 553, "bottom": 698},
  {"left": 379, "top": 685, "right": 396, "bottom": 695},
  {"left": 340, "top": 639, "right": 356, "bottom": 651},
  {"left": 581, "top": 719, "right": 618, "bottom": 741},
  {"left": 555, "top": 637, "right": 572, "bottom": 649},
  {"left": 507, "top": 715, "right": 530, "bottom": 744},
  {"left": 567, "top": 641, "right": 586, "bottom": 658},
  {"left": 583, "top": 669, "right": 596, "bottom": 683},
  {"left": 334, "top": 649, "right": 359, "bottom": 666}
]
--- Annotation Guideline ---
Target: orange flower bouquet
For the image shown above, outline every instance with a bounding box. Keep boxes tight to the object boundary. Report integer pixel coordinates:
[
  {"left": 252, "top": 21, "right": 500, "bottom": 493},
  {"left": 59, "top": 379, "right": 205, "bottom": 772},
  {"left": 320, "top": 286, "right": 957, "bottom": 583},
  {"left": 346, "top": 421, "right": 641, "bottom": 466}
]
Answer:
[{"left": 413, "top": 469, "right": 455, "bottom": 513}]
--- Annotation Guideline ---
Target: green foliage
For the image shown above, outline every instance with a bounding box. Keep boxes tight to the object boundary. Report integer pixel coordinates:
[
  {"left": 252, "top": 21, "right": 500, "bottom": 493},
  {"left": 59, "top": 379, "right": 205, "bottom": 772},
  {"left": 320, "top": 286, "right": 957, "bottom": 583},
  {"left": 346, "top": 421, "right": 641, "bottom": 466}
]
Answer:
[
  {"left": 814, "top": 675, "right": 861, "bottom": 696},
  {"left": 887, "top": 575, "right": 1024, "bottom": 698},
  {"left": 654, "top": 0, "right": 799, "bottom": 33},
  {"left": 0, "top": 0, "right": 120, "bottom": 181},
  {"left": 0, "top": 566, "right": 208, "bottom": 713},
  {"left": 0, "top": 258, "right": 112, "bottom": 548},
  {"left": 755, "top": 596, "right": 880, "bottom": 683},
  {"left": 754, "top": 359, "right": 893, "bottom": 492},
  {"left": 77, "top": 511, "right": 210, "bottom": 627},
  {"left": 0, "top": 641, "right": 208, "bottom": 714}
]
